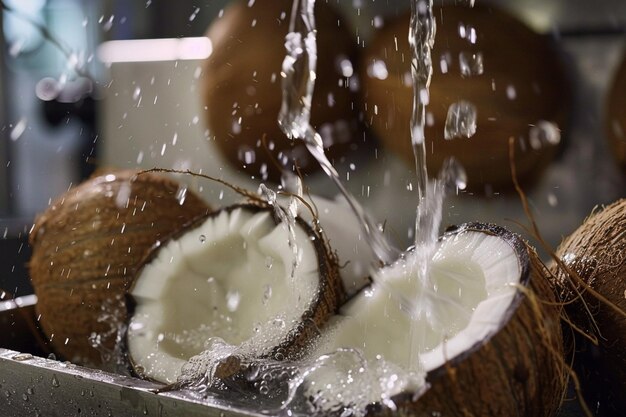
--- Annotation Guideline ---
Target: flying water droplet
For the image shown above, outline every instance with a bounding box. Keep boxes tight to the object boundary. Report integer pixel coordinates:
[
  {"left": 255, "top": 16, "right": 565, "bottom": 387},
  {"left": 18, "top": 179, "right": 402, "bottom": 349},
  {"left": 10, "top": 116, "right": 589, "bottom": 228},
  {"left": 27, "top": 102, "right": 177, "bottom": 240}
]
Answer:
[
  {"left": 529, "top": 120, "right": 561, "bottom": 149},
  {"left": 444, "top": 101, "right": 477, "bottom": 140},
  {"left": 238, "top": 146, "right": 256, "bottom": 165},
  {"left": 176, "top": 186, "right": 188, "bottom": 205},
  {"left": 189, "top": 7, "right": 200, "bottom": 21},
  {"left": 10, "top": 118, "right": 27, "bottom": 141},
  {"left": 262, "top": 285, "right": 273, "bottom": 305},
  {"left": 226, "top": 291, "right": 241, "bottom": 312},
  {"left": 367, "top": 59, "right": 388, "bottom": 80},
  {"left": 439, "top": 158, "right": 467, "bottom": 191},
  {"left": 459, "top": 51, "right": 483, "bottom": 77}
]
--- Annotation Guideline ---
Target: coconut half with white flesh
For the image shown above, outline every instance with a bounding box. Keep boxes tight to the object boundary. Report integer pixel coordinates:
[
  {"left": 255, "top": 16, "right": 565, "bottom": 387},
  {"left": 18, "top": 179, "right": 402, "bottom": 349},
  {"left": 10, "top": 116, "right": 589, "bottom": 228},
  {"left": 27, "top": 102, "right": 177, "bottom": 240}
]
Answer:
[
  {"left": 311, "top": 223, "right": 565, "bottom": 417},
  {"left": 126, "top": 204, "right": 344, "bottom": 384}
]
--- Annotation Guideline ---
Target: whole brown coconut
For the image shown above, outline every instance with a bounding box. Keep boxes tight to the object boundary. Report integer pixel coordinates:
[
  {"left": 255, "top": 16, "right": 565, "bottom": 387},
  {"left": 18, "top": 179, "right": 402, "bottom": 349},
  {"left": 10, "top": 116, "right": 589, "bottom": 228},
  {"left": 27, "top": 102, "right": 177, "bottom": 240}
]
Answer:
[
  {"left": 551, "top": 199, "right": 626, "bottom": 416},
  {"left": 201, "top": 0, "right": 366, "bottom": 182},
  {"left": 606, "top": 54, "right": 626, "bottom": 171},
  {"left": 29, "top": 170, "right": 210, "bottom": 366},
  {"left": 361, "top": 5, "right": 569, "bottom": 192}
]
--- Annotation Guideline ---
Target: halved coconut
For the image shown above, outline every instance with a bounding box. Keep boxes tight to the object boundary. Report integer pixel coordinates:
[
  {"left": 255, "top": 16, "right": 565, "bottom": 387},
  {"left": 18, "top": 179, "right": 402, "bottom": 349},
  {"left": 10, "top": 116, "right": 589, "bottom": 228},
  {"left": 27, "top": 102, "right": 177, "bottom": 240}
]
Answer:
[
  {"left": 309, "top": 223, "right": 565, "bottom": 416},
  {"left": 126, "top": 204, "right": 344, "bottom": 384}
]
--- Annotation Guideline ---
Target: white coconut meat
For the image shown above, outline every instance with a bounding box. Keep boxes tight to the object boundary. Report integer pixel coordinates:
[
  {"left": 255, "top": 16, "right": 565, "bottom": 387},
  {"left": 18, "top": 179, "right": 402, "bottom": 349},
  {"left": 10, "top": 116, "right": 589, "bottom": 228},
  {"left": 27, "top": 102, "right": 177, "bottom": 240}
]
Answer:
[
  {"left": 127, "top": 207, "right": 321, "bottom": 384},
  {"left": 312, "top": 225, "right": 521, "bottom": 401}
]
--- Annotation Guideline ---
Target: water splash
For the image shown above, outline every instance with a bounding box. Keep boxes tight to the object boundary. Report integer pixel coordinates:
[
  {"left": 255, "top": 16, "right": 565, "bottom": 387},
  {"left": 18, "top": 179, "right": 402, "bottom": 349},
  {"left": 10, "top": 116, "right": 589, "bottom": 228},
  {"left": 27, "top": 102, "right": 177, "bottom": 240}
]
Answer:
[
  {"left": 259, "top": 184, "right": 300, "bottom": 283},
  {"left": 459, "top": 51, "right": 483, "bottom": 77},
  {"left": 277, "top": 0, "right": 398, "bottom": 265},
  {"left": 444, "top": 100, "right": 477, "bottom": 140}
]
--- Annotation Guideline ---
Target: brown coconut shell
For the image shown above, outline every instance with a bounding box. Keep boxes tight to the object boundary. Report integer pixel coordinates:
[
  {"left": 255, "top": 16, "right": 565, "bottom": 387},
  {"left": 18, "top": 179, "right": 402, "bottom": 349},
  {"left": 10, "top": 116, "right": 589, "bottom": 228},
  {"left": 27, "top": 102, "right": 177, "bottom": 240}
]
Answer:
[
  {"left": 550, "top": 199, "right": 626, "bottom": 416},
  {"left": 28, "top": 170, "right": 211, "bottom": 366},
  {"left": 201, "top": 0, "right": 367, "bottom": 182},
  {"left": 606, "top": 54, "right": 626, "bottom": 171},
  {"left": 126, "top": 203, "right": 346, "bottom": 381},
  {"left": 369, "top": 223, "right": 566, "bottom": 417},
  {"left": 361, "top": 5, "right": 569, "bottom": 192}
]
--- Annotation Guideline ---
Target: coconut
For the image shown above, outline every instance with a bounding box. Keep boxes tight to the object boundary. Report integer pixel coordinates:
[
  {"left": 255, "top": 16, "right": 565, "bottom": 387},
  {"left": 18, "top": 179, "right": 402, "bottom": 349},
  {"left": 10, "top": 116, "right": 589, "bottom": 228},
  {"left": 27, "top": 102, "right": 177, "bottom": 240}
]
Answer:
[
  {"left": 606, "top": 54, "right": 626, "bottom": 172},
  {"left": 306, "top": 223, "right": 565, "bottom": 416},
  {"left": 201, "top": 0, "right": 367, "bottom": 182},
  {"left": 551, "top": 199, "right": 626, "bottom": 416},
  {"left": 360, "top": 5, "right": 569, "bottom": 192},
  {"left": 28, "top": 170, "right": 211, "bottom": 366},
  {"left": 126, "top": 203, "right": 345, "bottom": 384}
]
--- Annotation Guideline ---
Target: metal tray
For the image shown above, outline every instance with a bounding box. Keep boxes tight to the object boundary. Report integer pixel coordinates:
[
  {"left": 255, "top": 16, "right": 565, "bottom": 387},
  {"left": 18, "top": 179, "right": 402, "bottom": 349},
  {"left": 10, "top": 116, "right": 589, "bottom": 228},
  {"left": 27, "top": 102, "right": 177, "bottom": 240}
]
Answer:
[{"left": 1, "top": 296, "right": 588, "bottom": 416}]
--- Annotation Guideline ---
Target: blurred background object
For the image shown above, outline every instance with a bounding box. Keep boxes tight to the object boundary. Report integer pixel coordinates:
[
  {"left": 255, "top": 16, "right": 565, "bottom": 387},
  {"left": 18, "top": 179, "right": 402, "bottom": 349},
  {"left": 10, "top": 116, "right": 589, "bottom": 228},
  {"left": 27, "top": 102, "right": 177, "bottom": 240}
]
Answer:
[
  {"left": 360, "top": 4, "right": 569, "bottom": 192},
  {"left": 606, "top": 51, "right": 626, "bottom": 171}
]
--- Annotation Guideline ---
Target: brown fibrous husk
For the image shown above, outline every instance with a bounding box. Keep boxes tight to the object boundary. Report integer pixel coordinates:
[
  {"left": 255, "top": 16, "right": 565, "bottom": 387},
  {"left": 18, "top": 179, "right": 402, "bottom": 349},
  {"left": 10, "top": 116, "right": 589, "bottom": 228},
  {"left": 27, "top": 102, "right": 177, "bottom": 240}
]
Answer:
[
  {"left": 28, "top": 169, "right": 211, "bottom": 366},
  {"left": 550, "top": 199, "right": 626, "bottom": 416}
]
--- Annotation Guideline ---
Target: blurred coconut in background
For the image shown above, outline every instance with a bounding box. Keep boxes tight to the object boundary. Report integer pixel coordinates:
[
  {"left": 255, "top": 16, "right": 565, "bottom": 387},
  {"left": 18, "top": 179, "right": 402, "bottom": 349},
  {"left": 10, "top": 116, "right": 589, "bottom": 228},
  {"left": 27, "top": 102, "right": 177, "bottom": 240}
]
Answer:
[{"left": 360, "top": 5, "right": 570, "bottom": 192}]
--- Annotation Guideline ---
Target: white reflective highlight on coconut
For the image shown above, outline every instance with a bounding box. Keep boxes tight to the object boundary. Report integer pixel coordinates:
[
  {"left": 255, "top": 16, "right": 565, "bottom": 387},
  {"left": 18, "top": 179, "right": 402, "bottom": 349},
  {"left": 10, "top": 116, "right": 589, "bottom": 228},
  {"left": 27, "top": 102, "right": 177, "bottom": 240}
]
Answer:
[
  {"left": 312, "top": 229, "right": 519, "bottom": 403},
  {"left": 127, "top": 208, "right": 320, "bottom": 383}
]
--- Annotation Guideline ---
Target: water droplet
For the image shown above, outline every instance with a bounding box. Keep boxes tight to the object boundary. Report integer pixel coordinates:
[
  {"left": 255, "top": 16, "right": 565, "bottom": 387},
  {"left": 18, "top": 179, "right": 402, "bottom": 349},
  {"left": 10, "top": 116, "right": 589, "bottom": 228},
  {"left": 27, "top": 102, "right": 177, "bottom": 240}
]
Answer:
[
  {"left": 10, "top": 118, "right": 27, "bottom": 141},
  {"left": 189, "top": 7, "right": 200, "bottom": 21},
  {"left": 265, "top": 256, "right": 274, "bottom": 270},
  {"left": 259, "top": 287, "right": 272, "bottom": 309},
  {"left": 199, "top": 234, "right": 206, "bottom": 243},
  {"left": 22, "top": 393, "right": 28, "bottom": 401},
  {"left": 12, "top": 353, "right": 33, "bottom": 361},
  {"left": 226, "top": 291, "right": 241, "bottom": 312},
  {"left": 438, "top": 157, "right": 469, "bottom": 192},
  {"left": 444, "top": 101, "right": 477, "bottom": 140},
  {"left": 238, "top": 146, "right": 256, "bottom": 164},
  {"left": 259, "top": 383, "right": 270, "bottom": 395},
  {"left": 176, "top": 186, "right": 188, "bottom": 205},
  {"left": 459, "top": 51, "right": 483, "bottom": 77},
  {"left": 506, "top": 85, "right": 517, "bottom": 100},
  {"left": 133, "top": 87, "right": 141, "bottom": 101},
  {"left": 51, "top": 375, "right": 60, "bottom": 388},
  {"left": 337, "top": 57, "right": 354, "bottom": 78},
  {"left": 547, "top": 192, "right": 558, "bottom": 207},
  {"left": 529, "top": 120, "right": 561, "bottom": 149},
  {"left": 458, "top": 23, "right": 477, "bottom": 44}
]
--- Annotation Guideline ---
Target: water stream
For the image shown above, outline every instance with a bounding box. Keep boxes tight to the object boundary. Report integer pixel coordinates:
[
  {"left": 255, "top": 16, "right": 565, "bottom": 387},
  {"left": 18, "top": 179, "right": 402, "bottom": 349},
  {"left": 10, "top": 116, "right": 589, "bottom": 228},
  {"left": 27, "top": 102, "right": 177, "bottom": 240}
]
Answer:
[{"left": 277, "top": 0, "right": 398, "bottom": 266}]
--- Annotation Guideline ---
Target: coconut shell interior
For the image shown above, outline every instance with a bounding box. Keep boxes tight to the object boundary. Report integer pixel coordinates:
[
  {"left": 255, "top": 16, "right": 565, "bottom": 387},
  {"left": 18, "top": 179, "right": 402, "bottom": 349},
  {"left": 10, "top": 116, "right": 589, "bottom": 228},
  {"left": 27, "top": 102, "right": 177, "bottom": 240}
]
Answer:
[{"left": 126, "top": 203, "right": 345, "bottom": 383}]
